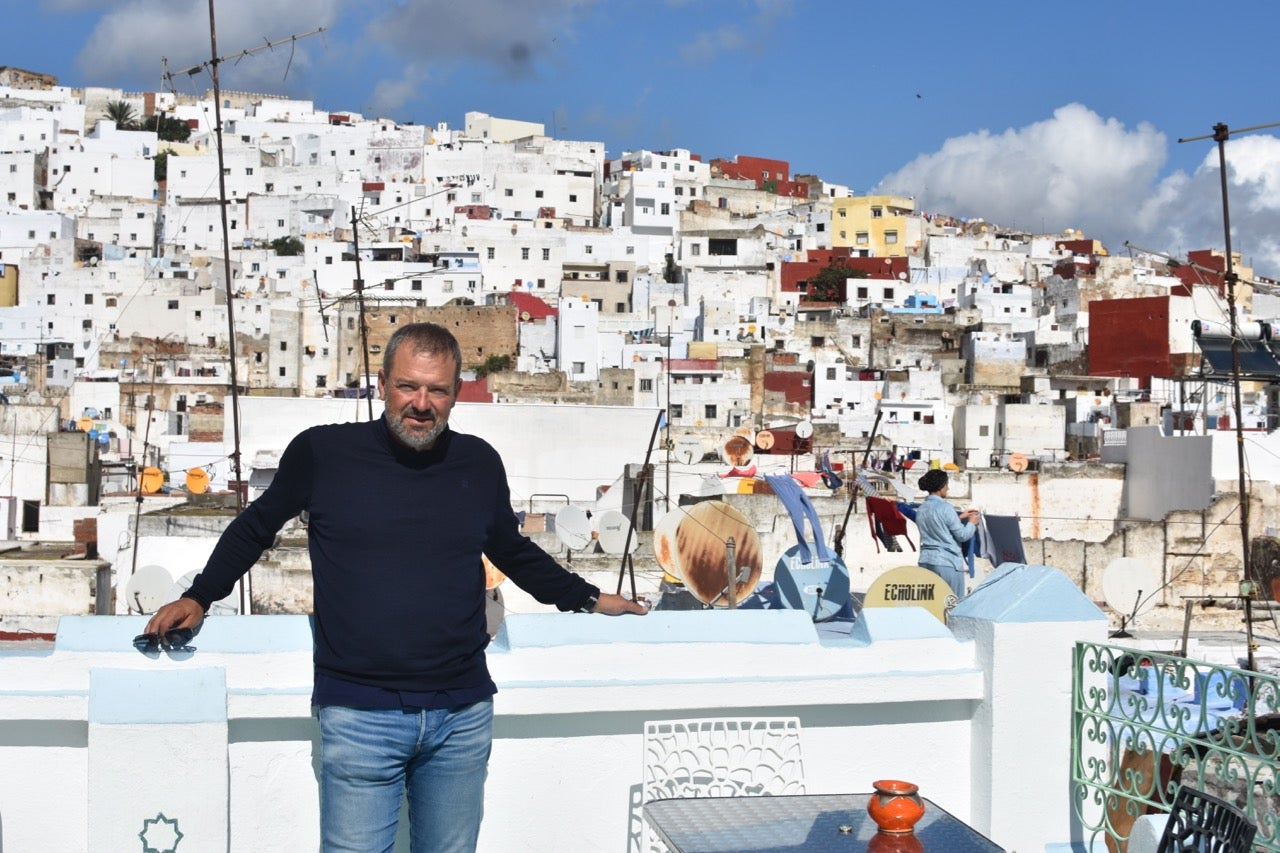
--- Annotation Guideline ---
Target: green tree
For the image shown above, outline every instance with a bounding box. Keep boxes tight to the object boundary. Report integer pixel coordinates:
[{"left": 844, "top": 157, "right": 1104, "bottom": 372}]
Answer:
[
  {"left": 805, "top": 262, "right": 868, "bottom": 302},
  {"left": 104, "top": 100, "right": 137, "bottom": 130},
  {"left": 153, "top": 151, "right": 170, "bottom": 183},
  {"left": 270, "top": 236, "right": 304, "bottom": 256},
  {"left": 141, "top": 114, "right": 192, "bottom": 142},
  {"left": 475, "top": 354, "right": 512, "bottom": 378}
]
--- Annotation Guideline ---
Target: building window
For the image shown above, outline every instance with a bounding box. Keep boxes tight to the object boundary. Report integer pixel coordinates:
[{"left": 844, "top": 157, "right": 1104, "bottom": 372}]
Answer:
[
  {"left": 569, "top": 194, "right": 577, "bottom": 202},
  {"left": 708, "top": 238, "right": 736, "bottom": 256},
  {"left": 883, "top": 288, "right": 895, "bottom": 300},
  {"left": 691, "top": 243, "right": 701, "bottom": 256},
  {"left": 979, "top": 425, "right": 990, "bottom": 437},
  {"left": 504, "top": 188, "right": 513, "bottom": 197},
  {"left": 542, "top": 248, "right": 550, "bottom": 260},
  {"left": 486, "top": 247, "right": 495, "bottom": 259},
  {"left": 885, "top": 230, "right": 899, "bottom": 244},
  {"left": 856, "top": 232, "right": 869, "bottom": 245},
  {"left": 671, "top": 404, "right": 683, "bottom": 419},
  {"left": 572, "top": 361, "right": 585, "bottom": 373},
  {"left": 168, "top": 300, "right": 179, "bottom": 309},
  {"left": 521, "top": 248, "right": 530, "bottom": 260},
  {"left": 705, "top": 404, "right": 717, "bottom": 420},
  {"left": 585, "top": 245, "right": 593, "bottom": 254},
  {"left": 640, "top": 379, "right": 652, "bottom": 391},
  {"left": 871, "top": 206, "right": 883, "bottom": 218},
  {"left": 279, "top": 367, "right": 287, "bottom": 377},
  {"left": 46, "top": 294, "right": 55, "bottom": 305},
  {"left": 280, "top": 341, "right": 288, "bottom": 351},
  {"left": 856, "top": 287, "right": 868, "bottom": 299}
]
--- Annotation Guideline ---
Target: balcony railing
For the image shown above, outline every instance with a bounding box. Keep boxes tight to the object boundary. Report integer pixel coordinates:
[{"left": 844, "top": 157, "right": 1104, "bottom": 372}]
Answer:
[{"left": 1072, "top": 641, "right": 1280, "bottom": 850}]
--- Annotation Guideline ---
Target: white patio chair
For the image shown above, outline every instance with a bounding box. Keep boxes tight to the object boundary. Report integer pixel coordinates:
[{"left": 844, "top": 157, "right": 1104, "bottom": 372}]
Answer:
[{"left": 639, "top": 717, "right": 806, "bottom": 852}]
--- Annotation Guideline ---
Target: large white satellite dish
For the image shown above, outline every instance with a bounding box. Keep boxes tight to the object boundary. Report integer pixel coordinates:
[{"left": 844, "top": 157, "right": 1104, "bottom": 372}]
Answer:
[
  {"left": 674, "top": 435, "right": 704, "bottom": 465},
  {"left": 172, "top": 570, "right": 239, "bottom": 615},
  {"left": 795, "top": 420, "right": 814, "bottom": 439},
  {"left": 126, "top": 564, "right": 174, "bottom": 614},
  {"left": 1101, "top": 557, "right": 1161, "bottom": 636},
  {"left": 596, "top": 509, "right": 638, "bottom": 555},
  {"left": 554, "top": 505, "right": 594, "bottom": 552}
]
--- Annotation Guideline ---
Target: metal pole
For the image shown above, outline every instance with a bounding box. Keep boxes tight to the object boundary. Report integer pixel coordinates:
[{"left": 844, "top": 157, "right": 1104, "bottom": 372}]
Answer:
[
  {"left": 725, "top": 537, "right": 737, "bottom": 610},
  {"left": 1213, "top": 122, "right": 1256, "bottom": 670},
  {"left": 350, "top": 207, "right": 373, "bottom": 420},
  {"left": 206, "top": 0, "right": 244, "bottom": 517}
]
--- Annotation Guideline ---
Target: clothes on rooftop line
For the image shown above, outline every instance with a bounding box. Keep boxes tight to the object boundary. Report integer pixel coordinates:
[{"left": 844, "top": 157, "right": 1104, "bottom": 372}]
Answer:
[
  {"left": 765, "top": 473, "right": 832, "bottom": 564},
  {"left": 977, "top": 513, "right": 1026, "bottom": 566},
  {"left": 865, "top": 496, "right": 914, "bottom": 553},
  {"left": 183, "top": 420, "right": 598, "bottom": 705},
  {"left": 914, "top": 493, "right": 977, "bottom": 600}
]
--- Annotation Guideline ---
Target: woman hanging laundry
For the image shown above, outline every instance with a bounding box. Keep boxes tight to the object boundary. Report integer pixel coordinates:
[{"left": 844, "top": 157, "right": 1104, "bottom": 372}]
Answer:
[{"left": 914, "top": 469, "right": 980, "bottom": 601}]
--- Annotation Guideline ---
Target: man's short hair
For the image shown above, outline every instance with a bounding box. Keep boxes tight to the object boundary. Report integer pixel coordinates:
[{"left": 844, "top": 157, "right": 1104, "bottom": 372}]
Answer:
[{"left": 382, "top": 322, "right": 462, "bottom": 382}]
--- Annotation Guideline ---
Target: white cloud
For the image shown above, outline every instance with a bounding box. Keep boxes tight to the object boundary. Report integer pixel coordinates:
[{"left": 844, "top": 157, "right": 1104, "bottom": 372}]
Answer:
[
  {"left": 73, "top": 0, "right": 339, "bottom": 94},
  {"left": 876, "top": 104, "right": 1280, "bottom": 275}
]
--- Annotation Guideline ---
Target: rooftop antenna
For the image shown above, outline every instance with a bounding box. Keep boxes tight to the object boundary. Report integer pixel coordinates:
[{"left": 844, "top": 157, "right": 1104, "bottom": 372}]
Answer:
[
  {"left": 1177, "top": 120, "right": 1280, "bottom": 672},
  {"left": 178, "top": 9, "right": 324, "bottom": 614}
]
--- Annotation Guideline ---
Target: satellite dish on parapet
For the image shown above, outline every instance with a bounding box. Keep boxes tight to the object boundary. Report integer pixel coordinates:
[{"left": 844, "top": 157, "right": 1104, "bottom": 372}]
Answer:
[
  {"left": 795, "top": 420, "right": 814, "bottom": 439},
  {"left": 140, "top": 467, "right": 164, "bottom": 494},
  {"left": 1102, "top": 557, "right": 1160, "bottom": 637},
  {"left": 1008, "top": 452, "right": 1028, "bottom": 473},
  {"left": 185, "top": 468, "right": 210, "bottom": 494},
  {"left": 653, "top": 509, "right": 685, "bottom": 583},
  {"left": 863, "top": 565, "right": 952, "bottom": 623},
  {"left": 755, "top": 430, "right": 775, "bottom": 451},
  {"left": 127, "top": 565, "right": 174, "bottom": 614},
  {"left": 596, "top": 509, "right": 638, "bottom": 555},
  {"left": 674, "top": 435, "right": 704, "bottom": 465},
  {"left": 676, "top": 501, "right": 762, "bottom": 607},
  {"left": 171, "top": 570, "right": 239, "bottom": 615},
  {"left": 718, "top": 433, "right": 754, "bottom": 467},
  {"left": 554, "top": 505, "right": 594, "bottom": 552}
]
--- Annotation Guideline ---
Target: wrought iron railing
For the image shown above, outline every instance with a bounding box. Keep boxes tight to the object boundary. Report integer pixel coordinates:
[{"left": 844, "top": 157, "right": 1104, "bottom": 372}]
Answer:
[{"left": 1073, "top": 642, "right": 1280, "bottom": 851}]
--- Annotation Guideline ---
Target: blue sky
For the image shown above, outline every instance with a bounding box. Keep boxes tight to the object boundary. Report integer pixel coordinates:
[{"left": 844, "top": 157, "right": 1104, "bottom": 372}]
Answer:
[{"left": 10, "top": 0, "right": 1280, "bottom": 273}]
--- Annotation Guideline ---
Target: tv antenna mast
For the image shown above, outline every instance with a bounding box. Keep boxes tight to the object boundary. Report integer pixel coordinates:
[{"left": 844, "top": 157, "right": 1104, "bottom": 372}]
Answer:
[{"left": 1177, "top": 119, "right": 1280, "bottom": 672}]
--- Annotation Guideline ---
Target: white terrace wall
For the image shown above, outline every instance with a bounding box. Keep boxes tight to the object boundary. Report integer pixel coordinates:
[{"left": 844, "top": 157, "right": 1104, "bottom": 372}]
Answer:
[{"left": 0, "top": 569, "right": 1106, "bottom": 852}]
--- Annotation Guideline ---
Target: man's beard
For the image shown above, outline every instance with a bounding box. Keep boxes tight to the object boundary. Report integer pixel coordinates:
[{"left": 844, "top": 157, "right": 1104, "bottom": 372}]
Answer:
[{"left": 386, "top": 409, "right": 447, "bottom": 451}]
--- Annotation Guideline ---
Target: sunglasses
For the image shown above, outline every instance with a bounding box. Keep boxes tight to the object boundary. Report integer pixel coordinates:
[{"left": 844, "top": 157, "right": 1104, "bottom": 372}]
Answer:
[{"left": 132, "top": 627, "right": 195, "bottom": 653}]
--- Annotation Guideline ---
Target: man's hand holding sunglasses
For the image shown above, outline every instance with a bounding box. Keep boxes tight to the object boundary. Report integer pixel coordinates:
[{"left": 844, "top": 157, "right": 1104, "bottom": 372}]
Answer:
[{"left": 139, "top": 596, "right": 205, "bottom": 648}]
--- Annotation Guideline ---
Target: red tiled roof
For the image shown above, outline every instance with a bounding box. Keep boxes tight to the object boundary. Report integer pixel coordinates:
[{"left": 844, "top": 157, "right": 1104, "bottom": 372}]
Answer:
[{"left": 509, "top": 290, "right": 557, "bottom": 319}]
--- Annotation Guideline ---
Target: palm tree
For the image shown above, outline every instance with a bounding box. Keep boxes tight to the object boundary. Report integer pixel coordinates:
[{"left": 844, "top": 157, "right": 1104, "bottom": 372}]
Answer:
[{"left": 104, "top": 100, "right": 137, "bottom": 130}]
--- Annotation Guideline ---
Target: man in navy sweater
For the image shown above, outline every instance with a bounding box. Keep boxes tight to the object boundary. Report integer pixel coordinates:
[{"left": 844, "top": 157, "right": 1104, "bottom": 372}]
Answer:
[{"left": 145, "top": 322, "right": 647, "bottom": 852}]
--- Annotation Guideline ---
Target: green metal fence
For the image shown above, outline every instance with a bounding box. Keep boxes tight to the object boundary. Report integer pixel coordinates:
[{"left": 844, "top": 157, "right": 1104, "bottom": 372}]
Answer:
[{"left": 1072, "top": 642, "right": 1280, "bottom": 851}]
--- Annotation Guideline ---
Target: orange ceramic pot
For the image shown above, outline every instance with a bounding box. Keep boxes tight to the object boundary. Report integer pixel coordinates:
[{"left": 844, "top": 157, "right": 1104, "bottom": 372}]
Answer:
[{"left": 867, "top": 779, "right": 925, "bottom": 834}]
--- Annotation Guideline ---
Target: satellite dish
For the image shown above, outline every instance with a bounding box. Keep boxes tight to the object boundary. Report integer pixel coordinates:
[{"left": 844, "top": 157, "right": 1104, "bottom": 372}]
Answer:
[
  {"left": 1102, "top": 557, "right": 1161, "bottom": 636},
  {"left": 774, "top": 546, "right": 851, "bottom": 622},
  {"left": 674, "top": 434, "right": 703, "bottom": 465},
  {"left": 718, "top": 434, "right": 753, "bottom": 467},
  {"left": 76, "top": 416, "right": 93, "bottom": 432},
  {"left": 83, "top": 407, "right": 99, "bottom": 419},
  {"left": 864, "top": 565, "right": 953, "bottom": 622},
  {"left": 1007, "top": 452, "right": 1028, "bottom": 473},
  {"left": 756, "top": 430, "right": 775, "bottom": 450},
  {"left": 795, "top": 420, "right": 814, "bottom": 439},
  {"left": 596, "top": 509, "right": 638, "bottom": 555},
  {"left": 127, "top": 565, "right": 175, "bottom": 614},
  {"left": 185, "top": 468, "right": 210, "bottom": 494},
  {"left": 554, "top": 505, "right": 594, "bottom": 552},
  {"left": 653, "top": 509, "right": 685, "bottom": 583},
  {"left": 140, "top": 466, "right": 164, "bottom": 494},
  {"left": 172, "top": 570, "right": 238, "bottom": 615},
  {"left": 676, "top": 501, "right": 762, "bottom": 606},
  {"left": 481, "top": 553, "right": 506, "bottom": 589}
]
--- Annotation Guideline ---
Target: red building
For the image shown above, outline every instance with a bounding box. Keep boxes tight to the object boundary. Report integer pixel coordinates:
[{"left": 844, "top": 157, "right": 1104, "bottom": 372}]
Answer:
[
  {"left": 1088, "top": 296, "right": 1175, "bottom": 386},
  {"left": 712, "top": 155, "right": 809, "bottom": 198},
  {"left": 780, "top": 252, "right": 909, "bottom": 300}
]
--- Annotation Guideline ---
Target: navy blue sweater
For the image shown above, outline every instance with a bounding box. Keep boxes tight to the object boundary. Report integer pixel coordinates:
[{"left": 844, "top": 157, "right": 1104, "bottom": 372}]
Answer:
[{"left": 184, "top": 419, "right": 598, "bottom": 692}]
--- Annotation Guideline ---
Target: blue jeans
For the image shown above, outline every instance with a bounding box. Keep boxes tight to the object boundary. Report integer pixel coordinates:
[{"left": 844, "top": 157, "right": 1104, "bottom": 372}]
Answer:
[{"left": 318, "top": 700, "right": 494, "bottom": 853}]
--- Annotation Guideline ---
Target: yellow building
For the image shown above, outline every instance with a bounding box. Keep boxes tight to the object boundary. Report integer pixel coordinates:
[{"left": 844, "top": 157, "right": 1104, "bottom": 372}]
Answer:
[{"left": 831, "top": 195, "right": 916, "bottom": 257}]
